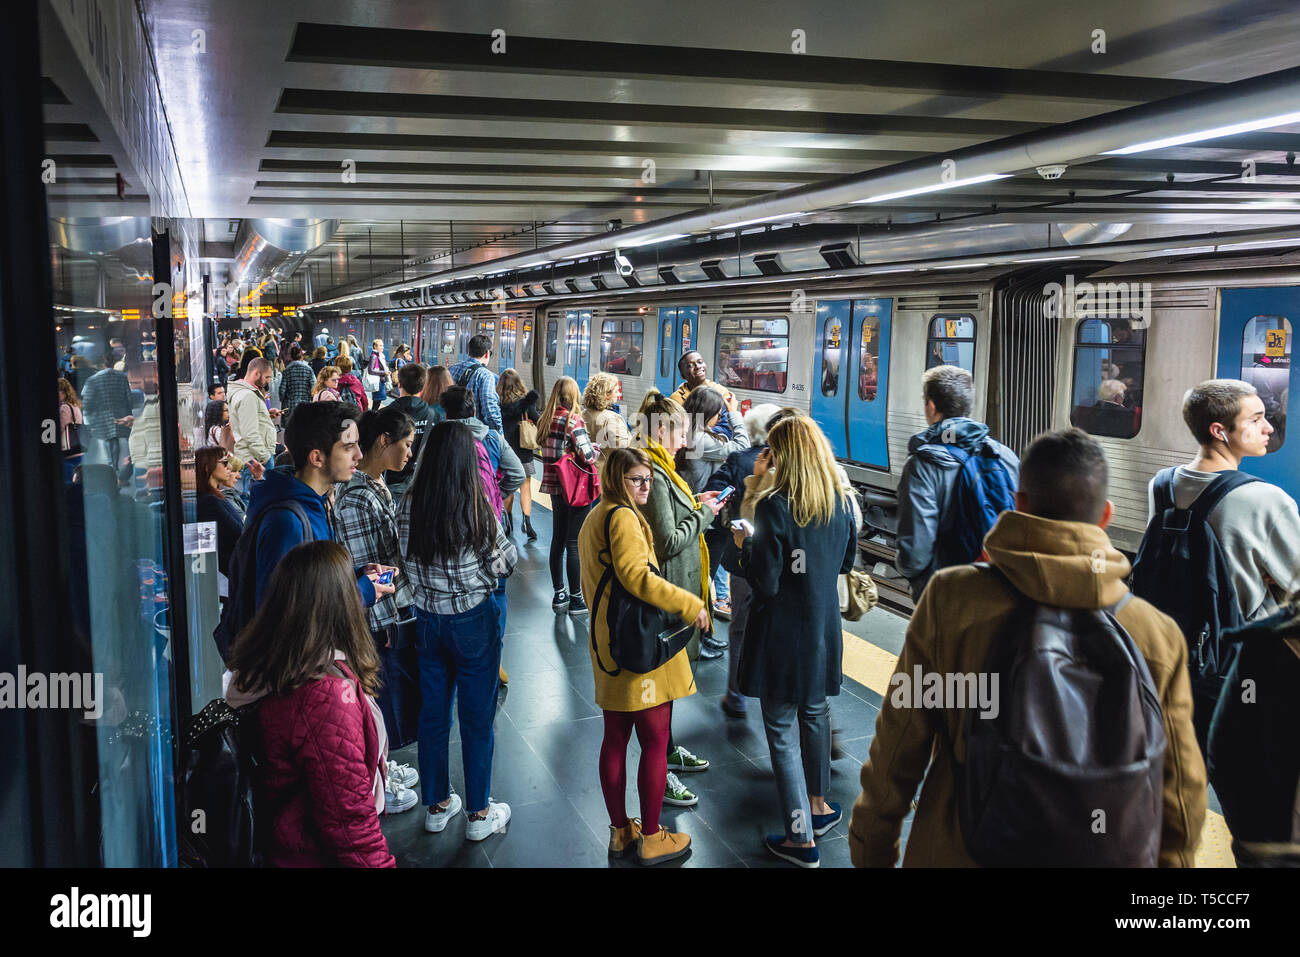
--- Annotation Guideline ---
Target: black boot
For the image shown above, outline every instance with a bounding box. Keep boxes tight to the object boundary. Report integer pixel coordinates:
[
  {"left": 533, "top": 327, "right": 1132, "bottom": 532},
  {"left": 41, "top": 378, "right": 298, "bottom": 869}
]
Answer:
[
  {"left": 503, "top": 510, "right": 514, "bottom": 536},
  {"left": 522, "top": 514, "right": 538, "bottom": 541}
]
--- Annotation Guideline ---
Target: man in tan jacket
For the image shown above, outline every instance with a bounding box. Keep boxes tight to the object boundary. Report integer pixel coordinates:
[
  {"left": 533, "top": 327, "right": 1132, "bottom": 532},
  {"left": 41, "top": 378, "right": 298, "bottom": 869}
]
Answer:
[
  {"left": 850, "top": 428, "right": 1206, "bottom": 867},
  {"left": 672, "top": 351, "right": 738, "bottom": 418}
]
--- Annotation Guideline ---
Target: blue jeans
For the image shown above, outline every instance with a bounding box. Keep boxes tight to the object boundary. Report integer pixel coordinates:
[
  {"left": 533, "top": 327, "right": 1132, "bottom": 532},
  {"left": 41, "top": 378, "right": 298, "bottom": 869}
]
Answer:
[
  {"left": 493, "top": 578, "right": 508, "bottom": 640},
  {"left": 760, "top": 697, "right": 831, "bottom": 843},
  {"left": 372, "top": 379, "right": 388, "bottom": 404},
  {"left": 414, "top": 597, "right": 502, "bottom": 812}
]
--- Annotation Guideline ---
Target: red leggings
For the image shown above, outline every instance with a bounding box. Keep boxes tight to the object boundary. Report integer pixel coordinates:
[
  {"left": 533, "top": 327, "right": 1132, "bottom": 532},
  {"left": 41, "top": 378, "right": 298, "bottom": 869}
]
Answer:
[{"left": 599, "top": 702, "right": 672, "bottom": 836}]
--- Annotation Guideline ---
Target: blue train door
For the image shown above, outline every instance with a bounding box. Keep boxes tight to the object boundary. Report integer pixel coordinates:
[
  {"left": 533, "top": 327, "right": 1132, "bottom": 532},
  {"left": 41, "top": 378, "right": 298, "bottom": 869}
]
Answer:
[
  {"left": 846, "top": 298, "right": 892, "bottom": 467},
  {"left": 811, "top": 300, "right": 852, "bottom": 458},
  {"left": 499, "top": 316, "right": 516, "bottom": 371},
  {"left": 1217, "top": 287, "right": 1299, "bottom": 493},
  {"left": 577, "top": 310, "right": 592, "bottom": 394}
]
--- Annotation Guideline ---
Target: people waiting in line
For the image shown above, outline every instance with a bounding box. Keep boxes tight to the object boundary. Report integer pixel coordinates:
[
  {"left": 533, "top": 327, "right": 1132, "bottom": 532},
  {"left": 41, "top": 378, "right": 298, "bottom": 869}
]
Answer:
[
  {"left": 583, "top": 372, "right": 631, "bottom": 467},
  {"left": 1133, "top": 378, "right": 1300, "bottom": 750},
  {"left": 312, "top": 365, "right": 343, "bottom": 402},
  {"left": 384, "top": 362, "right": 435, "bottom": 500},
  {"left": 635, "top": 389, "right": 724, "bottom": 807},
  {"left": 578, "top": 447, "right": 710, "bottom": 865},
  {"left": 895, "top": 364, "right": 1020, "bottom": 599},
  {"left": 279, "top": 344, "right": 315, "bottom": 421},
  {"left": 538, "top": 376, "right": 599, "bottom": 616},
  {"left": 399, "top": 422, "right": 518, "bottom": 841},
  {"left": 207, "top": 382, "right": 226, "bottom": 402},
  {"left": 733, "top": 415, "right": 859, "bottom": 868},
  {"left": 849, "top": 428, "right": 1207, "bottom": 868},
  {"left": 498, "top": 368, "right": 541, "bottom": 541},
  {"left": 448, "top": 334, "right": 503, "bottom": 434},
  {"left": 228, "top": 357, "right": 279, "bottom": 496},
  {"left": 333, "top": 407, "right": 421, "bottom": 773},
  {"left": 334, "top": 356, "right": 370, "bottom": 410},
  {"left": 225, "top": 541, "right": 398, "bottom": 867},
  {"left": 419, "top": 364, "right": 454, "bottom": 415}
]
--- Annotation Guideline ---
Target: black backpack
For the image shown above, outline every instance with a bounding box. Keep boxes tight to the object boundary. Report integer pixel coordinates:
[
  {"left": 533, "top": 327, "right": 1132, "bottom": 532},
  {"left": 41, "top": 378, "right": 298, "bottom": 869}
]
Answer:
[
  {"left": 213, "top": 501, "right": 313, "bottom": 664},
  {"left": 178, "top": 698, "right": 273, "bottom": 868},
  {"left": 955, "top": 566, "right": 1166, "bottom": 867},
  {"left": 1130, "top": 467, "right": 1257, "bottom": 749}
]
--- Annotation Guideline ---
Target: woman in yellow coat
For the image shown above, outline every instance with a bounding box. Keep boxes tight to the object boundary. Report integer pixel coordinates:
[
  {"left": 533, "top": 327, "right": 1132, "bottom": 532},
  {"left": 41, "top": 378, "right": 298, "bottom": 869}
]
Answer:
[{"left": 579, "top": 447, "right": 709, "bottom": 865}]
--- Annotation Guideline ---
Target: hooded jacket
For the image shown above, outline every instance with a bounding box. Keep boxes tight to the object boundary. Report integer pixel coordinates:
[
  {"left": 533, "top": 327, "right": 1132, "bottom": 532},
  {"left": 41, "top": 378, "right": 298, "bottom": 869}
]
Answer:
[
  {"left": 895, "top": 417, "right": 1019, "bottom": 598},
  {"left": 849, "top": 509, "right": 1207, "bottom": 868},
  {"left": 227, "top": 378, "right": 276, "bottom": 464},
  {"left": 245, "top": 466, "right": 377, "bottom": 610}
]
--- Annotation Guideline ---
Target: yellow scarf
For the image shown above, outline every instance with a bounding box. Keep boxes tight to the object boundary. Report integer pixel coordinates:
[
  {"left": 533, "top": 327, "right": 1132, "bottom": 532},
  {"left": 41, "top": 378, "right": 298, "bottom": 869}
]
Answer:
[{"left": 644, "top": 441, "right": 712, "bottom": 620}]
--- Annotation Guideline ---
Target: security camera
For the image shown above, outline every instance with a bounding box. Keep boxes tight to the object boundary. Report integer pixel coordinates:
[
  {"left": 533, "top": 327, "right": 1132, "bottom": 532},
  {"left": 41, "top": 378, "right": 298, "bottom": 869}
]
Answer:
[
  {"left": 614, "top": 250, "right": 634, "bottom": 277},
  {"left": 1037, "top": 165, "right": 1068, "bottom": 180},
  {"left": 607, "top": 218, "right": 623, "bottom": 232}
]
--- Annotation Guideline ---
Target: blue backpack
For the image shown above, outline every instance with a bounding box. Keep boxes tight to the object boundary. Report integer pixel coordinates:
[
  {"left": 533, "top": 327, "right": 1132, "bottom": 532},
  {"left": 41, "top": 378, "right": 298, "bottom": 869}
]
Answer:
[{"left": 935, "top": 442, "right": 1017, "bottom": 568}]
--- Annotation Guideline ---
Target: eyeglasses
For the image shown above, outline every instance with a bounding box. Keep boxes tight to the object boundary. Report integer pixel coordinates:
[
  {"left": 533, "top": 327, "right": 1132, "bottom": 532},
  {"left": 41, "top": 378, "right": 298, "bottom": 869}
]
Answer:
[{"left": 625, "top": 475, "right": 653, "bottom": 488}]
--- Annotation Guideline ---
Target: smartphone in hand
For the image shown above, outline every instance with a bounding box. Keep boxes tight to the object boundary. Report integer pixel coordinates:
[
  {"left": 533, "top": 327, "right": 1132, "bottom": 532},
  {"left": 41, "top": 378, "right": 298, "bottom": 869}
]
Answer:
[
  {"left": 714, "top": 485, "right": 736, "bottom": 507},
  {"left": 377, "top": 570, "right": 395, "bottom": 585},
  {"left": 729, "top": 518, "right": 754, "bottom": 535}
]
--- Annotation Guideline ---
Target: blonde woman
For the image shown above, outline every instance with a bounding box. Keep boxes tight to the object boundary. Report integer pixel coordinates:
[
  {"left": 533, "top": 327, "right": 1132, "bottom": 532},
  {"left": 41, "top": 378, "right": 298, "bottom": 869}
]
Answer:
[
  {"left": 582, "top": 372, "right": 631, "bottom": 467},
  {"left": 537, "top": 376, "right": 597, "bottom": 612},
  {"left": 312, "top": 365, "right": 343, "bottom": 401},
  {"left": 578, "top": 447, "right": 708, "bottom": 864},
  {"left": 731, "top": 415, "right": 857, "bottom": 867}
]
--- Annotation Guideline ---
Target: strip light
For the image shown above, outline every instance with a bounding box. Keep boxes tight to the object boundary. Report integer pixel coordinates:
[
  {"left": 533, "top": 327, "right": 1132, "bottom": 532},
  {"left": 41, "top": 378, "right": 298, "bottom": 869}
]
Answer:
[
  {"left": 854, "top": 173, "right": 1011, "bottom": 204},
  {"left": 1102, "top": 109, "right": 1300, "bottom": 155}
]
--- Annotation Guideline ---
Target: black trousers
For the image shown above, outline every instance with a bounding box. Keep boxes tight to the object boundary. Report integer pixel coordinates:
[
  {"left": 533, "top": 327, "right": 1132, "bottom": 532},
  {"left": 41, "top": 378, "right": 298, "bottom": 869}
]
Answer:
[{"left": 549, "top": 498, "right": 590, "bottom": 593}]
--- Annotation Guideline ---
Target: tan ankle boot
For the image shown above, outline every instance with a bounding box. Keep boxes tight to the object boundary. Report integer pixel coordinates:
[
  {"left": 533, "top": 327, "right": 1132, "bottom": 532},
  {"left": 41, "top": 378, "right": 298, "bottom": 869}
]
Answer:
[
  {"left": 637, "top": 826, "right": 691, "bottom": 865},
  {"left": 499, "top": 666, "right": 508, "bottom": 685},
  {"left": 607, "top": 818, "right": 642, "bottom": 856}
]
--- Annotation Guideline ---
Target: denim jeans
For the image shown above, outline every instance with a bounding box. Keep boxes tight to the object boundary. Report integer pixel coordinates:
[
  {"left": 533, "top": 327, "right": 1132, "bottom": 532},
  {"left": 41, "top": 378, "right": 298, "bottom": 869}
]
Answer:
[
  {"left": 414, "top": 597, "right": 502, "bottom": 812},
  {"left": 760, "top": 697, "right": 831, "bottom": 843},
  {"left": 373, "top": 626, "right": 420, "bottom": 750}
]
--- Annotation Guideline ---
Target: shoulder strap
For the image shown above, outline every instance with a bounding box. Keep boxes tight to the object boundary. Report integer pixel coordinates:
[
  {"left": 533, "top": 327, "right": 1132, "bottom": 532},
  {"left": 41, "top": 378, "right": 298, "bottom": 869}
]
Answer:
[
  {"left": 588, "top": 508, "right": 623, "bottom": 676},
  {"left": 1189, "top": 469, "right": 1259, "bottom": 523},
  {"left": 1152, "top": 467, "right": 1176, "bottom": 514}
]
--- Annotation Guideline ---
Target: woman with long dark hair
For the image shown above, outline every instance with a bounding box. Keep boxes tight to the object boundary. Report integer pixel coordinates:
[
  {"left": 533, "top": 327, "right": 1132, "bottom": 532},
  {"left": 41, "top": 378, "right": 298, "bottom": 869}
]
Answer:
[
  {"left": 225, "top": 541, "right": 397, "bottom": 867},
  {"left": 398, "top": 422, "right": 518, "bottom": 841}
]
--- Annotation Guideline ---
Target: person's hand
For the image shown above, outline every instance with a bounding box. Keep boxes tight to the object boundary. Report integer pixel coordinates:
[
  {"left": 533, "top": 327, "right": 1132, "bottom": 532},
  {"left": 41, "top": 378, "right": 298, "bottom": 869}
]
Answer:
[
  {"left": 692, "top": 607, "right": 710, "bottom": 631},
  {"left": 268, "top": 408, "right": 283, "bottom": 419},
  {"left": 699, "top": 491, "right": 724, "bottom": 516},
  {"left": 723, "top": 391, "right": 739, "bottom": 413},
  {"left": 362, "top": 563, "right": 398, "bottom": 597},
  {"left": 732, "top": 527, "right": 748, "bottom": 549},
  {"left": 247, "top": 458, "right": 266, "bottom": 480},
  {"left": 115, "top": 415, "right": 134, "bottom": 427}
]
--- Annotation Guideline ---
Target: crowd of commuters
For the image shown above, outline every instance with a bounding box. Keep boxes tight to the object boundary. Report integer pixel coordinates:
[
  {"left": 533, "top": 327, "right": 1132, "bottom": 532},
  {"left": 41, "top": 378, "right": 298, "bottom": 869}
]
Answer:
[{"left": 173, "top": 324, "right": 1299, "bottom": 868}]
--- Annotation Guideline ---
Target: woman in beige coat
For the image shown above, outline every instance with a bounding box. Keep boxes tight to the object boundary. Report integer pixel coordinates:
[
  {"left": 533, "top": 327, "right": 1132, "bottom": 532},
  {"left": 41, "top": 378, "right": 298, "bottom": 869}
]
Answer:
[{"left": 579, "top": 447, "right": 708, "bottom": 865}]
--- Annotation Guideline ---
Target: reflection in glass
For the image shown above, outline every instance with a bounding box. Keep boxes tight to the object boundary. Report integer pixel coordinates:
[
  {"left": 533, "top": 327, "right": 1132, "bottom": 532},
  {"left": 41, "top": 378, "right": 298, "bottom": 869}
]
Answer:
[
  {"left": 1069, "top": 318, "right": 1147, "bottom": 440},
  {"left": 715, "top": 318, "right": 789, "bottom": 394},
  {"left": 601, "top": 319, "right": 644, "bottom": 376},
  {"left": 1241, "top": 315, "right": 1290, "bottom": 452},
  {"left": 925, "top": 314, "right": 976, "bottom": 373}
]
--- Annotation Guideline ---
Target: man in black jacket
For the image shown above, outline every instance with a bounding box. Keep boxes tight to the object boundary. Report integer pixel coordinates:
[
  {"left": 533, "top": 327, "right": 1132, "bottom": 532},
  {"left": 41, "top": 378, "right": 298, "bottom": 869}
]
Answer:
[{"left": 384, "top": 362, "right": 434, "bottom": 497}]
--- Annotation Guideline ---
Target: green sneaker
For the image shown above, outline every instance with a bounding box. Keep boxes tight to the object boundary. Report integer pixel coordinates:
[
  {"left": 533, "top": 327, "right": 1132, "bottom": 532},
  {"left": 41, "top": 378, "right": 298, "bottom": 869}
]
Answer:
[
  {"left": 663, "top": 772, "right": 698, "bottom": 807},
  {"left": 667, "top": 745, "right": 709, "bottom": 773}
]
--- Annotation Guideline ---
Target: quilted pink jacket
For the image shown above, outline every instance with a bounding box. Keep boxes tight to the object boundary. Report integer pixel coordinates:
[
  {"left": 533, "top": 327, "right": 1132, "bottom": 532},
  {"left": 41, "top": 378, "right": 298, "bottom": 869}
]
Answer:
[{"left": 255, "top": 664, "right": 396, "bottom": 868}]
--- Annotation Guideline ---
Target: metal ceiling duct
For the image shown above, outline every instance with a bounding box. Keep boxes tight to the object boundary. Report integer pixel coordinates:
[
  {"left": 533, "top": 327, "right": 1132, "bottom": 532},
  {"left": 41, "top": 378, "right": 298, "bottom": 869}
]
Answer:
[
  {"left": 1057, "top": 222, "right": 1134, "bottom": 245},
  {"left": 49, "top": 216, "right": 155, "bottom": 281},
  {"left": 230, "top": 218, "right": 339, "bottom": 289}
]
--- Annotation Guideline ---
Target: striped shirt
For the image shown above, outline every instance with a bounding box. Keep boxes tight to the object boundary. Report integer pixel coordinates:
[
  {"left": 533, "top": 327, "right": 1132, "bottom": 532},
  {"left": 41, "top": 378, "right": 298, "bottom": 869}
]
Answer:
[
  {"left": 397, "top": 501, "right": 518, "bottom": 615},
  {"left": 81, "top": 368, "right": 133, "bottom": 439},
  {"left": 333, "top": 472, "right": 412, "bottom": 630}
]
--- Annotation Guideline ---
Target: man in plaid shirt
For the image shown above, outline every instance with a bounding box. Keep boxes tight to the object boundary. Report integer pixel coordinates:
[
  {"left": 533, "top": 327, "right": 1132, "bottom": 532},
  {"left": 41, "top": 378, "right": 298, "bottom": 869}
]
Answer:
[
  {"left": 81, "top": 353, "right": 135, "bottom": 478},
  {"left": 278, "top": 344, "right": 315, "bottom": 421},
  {"left": 448, "top": 334, "right": 502, "bottom": 435}
]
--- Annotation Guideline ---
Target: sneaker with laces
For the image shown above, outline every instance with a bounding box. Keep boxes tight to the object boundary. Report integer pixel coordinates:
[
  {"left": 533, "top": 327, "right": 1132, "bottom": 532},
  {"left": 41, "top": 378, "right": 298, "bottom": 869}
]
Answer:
[
  {"left": 386, "top": 760, "right": 418, "bottom": 789},
  {"left": 568, "top": 595, "right": 588, "bottom": 618},
  {"left": 608, "top": 818, "right": 642, "bottom": 857},
  {"left": 384, "top": 782, "right": 419, "bottom": 815},
  {"left": 663, "top": 772, "right": 698, "bottom": 807},
  {"left": 711, "top": 599, "right": 732, "bottom": 621},
  {"left": 424, "top": 792, "right": 463, "bottom": 833},
  {"left": 638, "top": 826, "right": 692, "bottom": 865},
  {"left": 465, "top": 800, "right": 511, "bottom": 841},
  {"left": 552, "top": 590, "right": 569, "bottom": 610},
  {"left": 667, "top": 745, "right": 709, "bottom": 772}
]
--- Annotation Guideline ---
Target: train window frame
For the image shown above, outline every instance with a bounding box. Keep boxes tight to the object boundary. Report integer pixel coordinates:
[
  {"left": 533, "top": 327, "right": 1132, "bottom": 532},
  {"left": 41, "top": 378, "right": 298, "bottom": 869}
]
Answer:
[
  {"left": 521, "top": 319, "right": 534, "bottom": 364},
  {"left": 1068, "top": 318, "right": 1148, "bottom": 441},
  {"left": 578, "top": 313, "right": 591, "bottom": 372},
  {"left": 600, "top": 318, "right": 645, "bottom": 376},
  {"left": 545, "top": 319, "right": 559, "bottom": 366},
  {"left": 1241, "top": 314, "right": 1290, "bottom": 453},
  {"left": 820, "top": 311, "right": 843, "bottom": 397},
  {"left": 925, "top": 314, "right": 977, "bottom": 374},
  {"left": 858, "top": 311, "right": 881, "bottom": 403},
  {"left": 715, "top": 316, "right": 790, "bottom": 394},
  {"left": 659, "top": 311, "right": 673, "bottom": 378}
]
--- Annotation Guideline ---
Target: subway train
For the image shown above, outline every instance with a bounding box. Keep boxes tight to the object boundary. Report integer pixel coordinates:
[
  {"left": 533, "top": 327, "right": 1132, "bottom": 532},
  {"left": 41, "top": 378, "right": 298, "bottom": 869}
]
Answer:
[{"left": 329, "top": 247, "right": 1297, "bottom": 575}]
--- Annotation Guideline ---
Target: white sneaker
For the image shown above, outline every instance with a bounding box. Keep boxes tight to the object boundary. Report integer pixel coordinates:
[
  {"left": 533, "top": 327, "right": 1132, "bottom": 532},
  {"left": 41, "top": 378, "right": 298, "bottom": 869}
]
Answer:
[
  {"left": 387, "top": 760, "right": 419, "bottom": 789},
  {"left": 384, "top": 782, "right": 419, "bottom": 815},
  {"left": 465, "top": 800, "right": 511, "bottom": 842},
  {"left": 424, "top": 792, "right": 463, "bottom": 833}
]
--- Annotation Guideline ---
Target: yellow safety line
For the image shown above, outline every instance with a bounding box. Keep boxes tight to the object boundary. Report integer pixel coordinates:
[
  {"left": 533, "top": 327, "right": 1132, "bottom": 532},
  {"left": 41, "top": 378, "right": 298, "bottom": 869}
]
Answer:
[{"left": 533, "top": 476, "right": 1232, "bottom": 866}]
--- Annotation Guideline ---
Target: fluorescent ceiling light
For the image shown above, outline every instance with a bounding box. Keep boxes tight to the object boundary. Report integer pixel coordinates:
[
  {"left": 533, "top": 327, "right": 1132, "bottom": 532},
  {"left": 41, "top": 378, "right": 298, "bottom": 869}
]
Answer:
[
  {"left": 726, "top": 212, "right": 805, "bottom": 229},
  {"left": 1014, "top": 254, "right": 1082, "bottom": 263},
  {"left": 933, "top": 261, "right": 990, "bottom": 269},
  {"left": 1102, "top": 109, "right": 1300, "bottom": 155},
  {"left": 621, "top": 232, "right": 689, "bottom": 248},
  {"left": 1215, "top": 236, "right": 1300, "bottom": 250},
  {"left": 854, "top": 173, "right": 1011, "bottom": 204}
]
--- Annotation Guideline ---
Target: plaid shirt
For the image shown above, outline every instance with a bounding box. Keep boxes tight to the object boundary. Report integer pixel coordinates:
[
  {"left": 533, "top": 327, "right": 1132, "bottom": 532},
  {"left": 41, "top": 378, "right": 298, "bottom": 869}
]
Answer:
[
  {"left": 279, "top": 360, "right": 315, "bottom": 417},
  {"left": 333, "top": 472, "right": 412, "bottom": 630},
  {"left": 448, "top": 359, "right": 502, "bottom": 434},
  {"left": 539, "top": 407, "right": 597, "bottom": 496},
  {"left": 397, "top": 498, "right": 518, "bottom": 615},
  {"left": 81, "top": 368, "right": 133, "bottom": 439}
]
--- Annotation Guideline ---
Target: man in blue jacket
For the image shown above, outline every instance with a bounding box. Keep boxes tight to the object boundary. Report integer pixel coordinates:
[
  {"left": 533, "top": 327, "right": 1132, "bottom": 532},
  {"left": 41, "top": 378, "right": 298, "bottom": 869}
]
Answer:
[
  {"left": 245, "top": 400, "right": 395, "bottom": 609},
  {"left": 895, "top": 365, "right": 1020, "bottom": 599}
]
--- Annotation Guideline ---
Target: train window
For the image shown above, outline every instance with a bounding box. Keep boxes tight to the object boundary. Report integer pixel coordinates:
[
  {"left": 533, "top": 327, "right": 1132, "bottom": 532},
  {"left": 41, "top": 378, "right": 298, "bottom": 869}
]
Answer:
[
  {"left": 820, "top": 314, "right": 842, "bottom": 397},
  {"left": 1069, "top": 318, "right": 1147, "bottom": 440},
  {"left": 659, "top": 311, "right": 674, "bottom": 378},
  {"left": 476, "top": 319, "right": 496, "bottom": 343},
  {"left": 440, "top": 320, "right": 458, "bottom": 359},
  {"left": 1241, "top": 315, "right": 1290, "bottom": 452},
  {"left": 926, "top": 315, "right": 976, "bottom": 373},
  {"left": 521, "top": 320, "right": 534, "bottom": 364},
  {"left": 716, "top": 318, "right": 789, "bottom": 393},
  {"left": 565, "top": 319, "right": 578, "bottom": 370},
  {"left": 579, "top": 314, "right": 591, "bottom": 371},
  {"left": 859, "top": 313, "right": 881, "bottom": 402},
  {"left": 601, "top": 319, "right": 644, "bottom": 375},
  {"left": 545, "top": 319, "right": 558, "bottom": 366}
]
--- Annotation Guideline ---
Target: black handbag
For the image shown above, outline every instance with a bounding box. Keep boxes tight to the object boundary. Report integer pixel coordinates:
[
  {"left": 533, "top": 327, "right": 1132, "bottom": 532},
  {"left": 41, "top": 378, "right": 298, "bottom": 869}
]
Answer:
[{"left": 590, "top": 507, "right": 693, "bottom": 676}]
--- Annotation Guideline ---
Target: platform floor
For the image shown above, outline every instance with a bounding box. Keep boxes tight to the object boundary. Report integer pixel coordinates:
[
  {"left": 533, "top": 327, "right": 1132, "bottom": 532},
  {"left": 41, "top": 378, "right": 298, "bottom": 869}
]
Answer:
[{"left": 380, "top": 481, "right": 1233, "bottom": 868}]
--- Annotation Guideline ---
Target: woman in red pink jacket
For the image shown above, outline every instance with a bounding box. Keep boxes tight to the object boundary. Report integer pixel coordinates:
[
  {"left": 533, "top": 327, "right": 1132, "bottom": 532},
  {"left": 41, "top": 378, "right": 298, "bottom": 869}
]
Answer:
[{"left": 226, "top": 540, "right": 397, "bottom": 868}]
